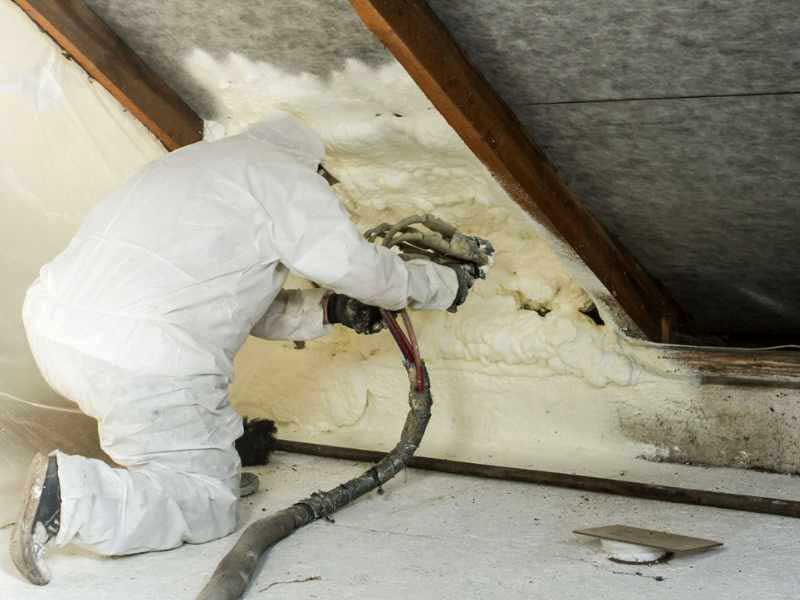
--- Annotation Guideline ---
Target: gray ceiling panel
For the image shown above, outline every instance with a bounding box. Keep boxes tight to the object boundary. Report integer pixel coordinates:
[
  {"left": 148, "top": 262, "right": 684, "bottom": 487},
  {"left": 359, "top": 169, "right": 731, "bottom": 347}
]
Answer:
[
  {"left": 519, "top": 95, "right": 800, "bottom": 336},
  {"left": 428, "top": 0, "right": 800, "bottom": 104},
  {"left": 85, "top": 0, "right": 388, "bottom": 118}
]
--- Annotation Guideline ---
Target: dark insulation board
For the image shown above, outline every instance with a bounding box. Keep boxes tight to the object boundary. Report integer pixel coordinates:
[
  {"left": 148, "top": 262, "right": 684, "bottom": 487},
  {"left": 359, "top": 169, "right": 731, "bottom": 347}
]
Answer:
[
  {"left": 428, "top": 0, "right": 800, "bottom": 341},
  {"left": 83, "top": 0, "right": 389, "bottom": 119},
  {"left": 521, "top": 96, "right": 800, "bottom": 338},
  {"left": 85, "top": 0, "right": 800, "bottom": 341},
  {"left": 426, "top": 0, "right": 800, "bottom": 104}
]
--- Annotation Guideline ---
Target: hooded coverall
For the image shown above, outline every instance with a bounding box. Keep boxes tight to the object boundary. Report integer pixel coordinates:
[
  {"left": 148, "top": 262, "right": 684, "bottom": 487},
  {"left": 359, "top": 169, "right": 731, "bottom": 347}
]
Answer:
[{"left": 21, "top": 115, "right": 458, "bottom": 555}]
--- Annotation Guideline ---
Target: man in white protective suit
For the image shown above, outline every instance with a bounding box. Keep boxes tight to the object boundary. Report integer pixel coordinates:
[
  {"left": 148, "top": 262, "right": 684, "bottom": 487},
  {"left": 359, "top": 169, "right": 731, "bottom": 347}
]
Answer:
[{"left": 11, "top": 114, "right": 480, "bottom": 585}]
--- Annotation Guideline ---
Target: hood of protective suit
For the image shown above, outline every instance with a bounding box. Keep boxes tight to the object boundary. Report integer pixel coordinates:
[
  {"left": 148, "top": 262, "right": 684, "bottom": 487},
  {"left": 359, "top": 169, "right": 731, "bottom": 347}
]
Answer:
[{"left": 239, "top": 114, "right": 326, "bottom": 169}]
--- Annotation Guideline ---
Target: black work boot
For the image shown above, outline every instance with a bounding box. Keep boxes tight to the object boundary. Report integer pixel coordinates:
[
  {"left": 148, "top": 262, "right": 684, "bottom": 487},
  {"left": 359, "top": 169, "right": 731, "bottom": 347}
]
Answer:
[{"left": 10, "top": 453, "right": 61, "bottom": 585}]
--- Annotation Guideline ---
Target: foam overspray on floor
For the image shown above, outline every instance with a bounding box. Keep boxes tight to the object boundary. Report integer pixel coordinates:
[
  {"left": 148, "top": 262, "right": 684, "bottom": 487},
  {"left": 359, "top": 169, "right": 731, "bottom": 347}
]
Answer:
[{"left": 183, "top": 50, "right": 800, "bottom": 475}]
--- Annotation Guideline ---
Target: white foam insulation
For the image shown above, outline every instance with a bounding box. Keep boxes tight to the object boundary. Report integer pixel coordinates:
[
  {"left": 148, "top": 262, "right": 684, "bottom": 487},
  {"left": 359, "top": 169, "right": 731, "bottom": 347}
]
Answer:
[{"left": 183, "top": 51, "right": 800, "bottom": 479}]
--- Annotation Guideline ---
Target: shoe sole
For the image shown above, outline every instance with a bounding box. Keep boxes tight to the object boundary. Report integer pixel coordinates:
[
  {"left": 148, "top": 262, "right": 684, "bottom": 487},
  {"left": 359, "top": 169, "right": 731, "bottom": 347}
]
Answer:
[{"left": 9, "top": 453, "right": 52, "bottom": 585}]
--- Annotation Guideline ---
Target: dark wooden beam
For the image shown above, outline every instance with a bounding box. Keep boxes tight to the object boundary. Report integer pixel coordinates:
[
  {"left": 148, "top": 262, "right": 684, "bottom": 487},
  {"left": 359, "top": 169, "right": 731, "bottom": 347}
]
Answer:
[
  {"left": 661, "top": 347, "right": 800, "bottom": 387},
  {"left": 275, "top": 439, "right": 800, "bottom": 518},
  {"left": 350, "top": 0, "right": 679, "bottom": 341},
  {"left": 14, "top": 0, "right": 202, "bottom": 150}
]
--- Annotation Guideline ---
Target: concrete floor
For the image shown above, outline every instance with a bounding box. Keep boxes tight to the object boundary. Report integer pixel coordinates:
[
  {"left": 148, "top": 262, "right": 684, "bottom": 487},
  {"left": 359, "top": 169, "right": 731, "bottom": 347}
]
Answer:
[{"left": 0, "top": 452, "right": 798, "bottom": 599}]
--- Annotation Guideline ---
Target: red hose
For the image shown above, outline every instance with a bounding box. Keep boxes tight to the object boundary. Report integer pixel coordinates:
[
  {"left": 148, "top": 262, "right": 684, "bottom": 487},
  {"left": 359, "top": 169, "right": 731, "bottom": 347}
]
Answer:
[
  {"left": 400, "top": 311, "right": 425, "bottom": 392},
  {"left": 381, "top": 310, "right": 425, "bottom": 392},
  {"left": 381, "top": 310, "right": 413, "bottom": 361}
]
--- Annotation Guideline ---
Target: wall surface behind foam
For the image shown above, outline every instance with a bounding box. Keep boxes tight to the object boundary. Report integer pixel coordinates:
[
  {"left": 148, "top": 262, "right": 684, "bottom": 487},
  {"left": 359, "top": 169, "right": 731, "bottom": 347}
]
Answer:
[{"left": 0, "top": 0, "right": 164, "bottom": 525}]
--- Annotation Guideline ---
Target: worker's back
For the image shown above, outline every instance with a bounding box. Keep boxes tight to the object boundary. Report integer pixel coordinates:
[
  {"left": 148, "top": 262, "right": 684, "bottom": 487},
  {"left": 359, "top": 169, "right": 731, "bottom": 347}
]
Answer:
[{"left": 23, "top": 116, "right": 326, "bottom": 379}]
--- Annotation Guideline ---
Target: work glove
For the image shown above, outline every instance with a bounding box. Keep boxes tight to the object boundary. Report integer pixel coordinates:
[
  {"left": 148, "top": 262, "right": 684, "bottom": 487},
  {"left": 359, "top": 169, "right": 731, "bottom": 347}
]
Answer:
[
  {"left": 447, "top": 235, "right": 495, "bottom": 312},
  {"left": 325, "top": 293, "right": 384, "bottom": 335},
  {"left": 447, "top": 262, "right": 481, "bottom": 312}
]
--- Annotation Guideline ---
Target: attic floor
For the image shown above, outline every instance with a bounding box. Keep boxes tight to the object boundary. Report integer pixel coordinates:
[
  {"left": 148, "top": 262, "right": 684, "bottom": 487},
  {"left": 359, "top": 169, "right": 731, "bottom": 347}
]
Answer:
[{"left": 0, "top": 452, "right": 797, "bottom": 599}]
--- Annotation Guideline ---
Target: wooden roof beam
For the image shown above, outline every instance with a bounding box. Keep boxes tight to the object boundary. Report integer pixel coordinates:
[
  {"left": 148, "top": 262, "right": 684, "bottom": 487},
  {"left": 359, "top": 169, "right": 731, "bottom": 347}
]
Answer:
[
  {"left": 14, "top": 0, "right": 202, "bottom": 150},
  {"left": 350, "top": 0, "right": 680, "bottom": 342}
]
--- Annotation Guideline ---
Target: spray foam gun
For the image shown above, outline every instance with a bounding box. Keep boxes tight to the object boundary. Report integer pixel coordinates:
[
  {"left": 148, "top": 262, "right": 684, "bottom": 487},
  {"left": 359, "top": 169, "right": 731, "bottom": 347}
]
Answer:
[{"left": 197, "top": 214, "right": 494, "bottom": 600}]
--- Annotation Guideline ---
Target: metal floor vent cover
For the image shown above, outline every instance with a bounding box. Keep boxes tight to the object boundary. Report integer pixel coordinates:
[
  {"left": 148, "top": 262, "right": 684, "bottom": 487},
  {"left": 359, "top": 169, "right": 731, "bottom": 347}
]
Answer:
[{"left": 574, "top": 525, "right": 722, "bottom": 564}]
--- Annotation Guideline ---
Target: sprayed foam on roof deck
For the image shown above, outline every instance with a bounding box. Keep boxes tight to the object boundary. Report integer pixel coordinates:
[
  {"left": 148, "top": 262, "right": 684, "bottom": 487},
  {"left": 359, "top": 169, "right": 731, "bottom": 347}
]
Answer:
[{"left": 186, "top": 52, "right": 638, "bottom": 383}]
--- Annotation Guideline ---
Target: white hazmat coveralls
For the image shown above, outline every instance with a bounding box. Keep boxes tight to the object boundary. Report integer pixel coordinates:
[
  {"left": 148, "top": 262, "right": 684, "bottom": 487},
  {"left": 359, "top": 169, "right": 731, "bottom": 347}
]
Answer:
[{"left": 22, "top": 115, "right": 458, "bottom": 555}]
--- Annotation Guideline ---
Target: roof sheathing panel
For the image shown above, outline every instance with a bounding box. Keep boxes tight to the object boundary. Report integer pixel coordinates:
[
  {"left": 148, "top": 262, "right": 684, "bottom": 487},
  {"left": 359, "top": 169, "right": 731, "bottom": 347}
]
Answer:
[{"left": 427, "top": 0, "right": 800, "bottom": 341}]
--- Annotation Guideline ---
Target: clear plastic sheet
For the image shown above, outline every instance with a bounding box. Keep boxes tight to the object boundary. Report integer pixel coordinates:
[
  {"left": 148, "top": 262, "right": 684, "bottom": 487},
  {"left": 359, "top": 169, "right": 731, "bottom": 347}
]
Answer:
[{"left": 0, "top": 1, "right": 163, "bottom": 524}]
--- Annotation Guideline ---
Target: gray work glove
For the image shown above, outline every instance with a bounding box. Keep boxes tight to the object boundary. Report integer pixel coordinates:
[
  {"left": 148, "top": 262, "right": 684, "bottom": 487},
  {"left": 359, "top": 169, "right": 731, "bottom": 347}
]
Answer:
[
  {"left": 447, "top": 263, "right": 481, "bottom": 312},
  {"left": 325, "top": 293, "right": 384, "bottom": 334}
]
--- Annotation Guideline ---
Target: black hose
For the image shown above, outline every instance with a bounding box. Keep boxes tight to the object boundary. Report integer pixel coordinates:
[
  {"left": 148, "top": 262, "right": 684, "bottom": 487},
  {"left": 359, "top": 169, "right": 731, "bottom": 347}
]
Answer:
[
  {"left": 198, "top": 214, "right": 486, "bottom": 599},
  {"left": 197, "top": 322, "right": 431, "bottom": 600}
]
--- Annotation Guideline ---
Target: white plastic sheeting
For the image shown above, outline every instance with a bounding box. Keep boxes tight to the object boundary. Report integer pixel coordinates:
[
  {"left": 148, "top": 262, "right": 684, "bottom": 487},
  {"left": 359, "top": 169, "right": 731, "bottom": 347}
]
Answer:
[{"left": 0, "top": 0, "right": 165, "bottom": 526}]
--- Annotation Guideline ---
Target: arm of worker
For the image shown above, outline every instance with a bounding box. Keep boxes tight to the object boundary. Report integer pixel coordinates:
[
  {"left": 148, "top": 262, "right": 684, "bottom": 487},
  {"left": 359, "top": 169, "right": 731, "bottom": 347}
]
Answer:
[
  {"left": 254, "top": 166, "right": 459, "bottom": 312},
  {"left": 249, "top": 288, "right": 331, "bottom": 341}
]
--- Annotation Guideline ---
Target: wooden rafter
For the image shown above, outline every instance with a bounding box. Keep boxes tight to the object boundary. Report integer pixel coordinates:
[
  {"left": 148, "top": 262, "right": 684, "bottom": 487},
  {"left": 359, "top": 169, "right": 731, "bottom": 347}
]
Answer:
[
  {"left": 660, "top": 348, "right": 800, "bottom": 387},
  {"left": 14, "top": 0, "right": 202, "bottom": 150},
  {"left": 350, "top": 0, "right": 680, "bottom": 342}
]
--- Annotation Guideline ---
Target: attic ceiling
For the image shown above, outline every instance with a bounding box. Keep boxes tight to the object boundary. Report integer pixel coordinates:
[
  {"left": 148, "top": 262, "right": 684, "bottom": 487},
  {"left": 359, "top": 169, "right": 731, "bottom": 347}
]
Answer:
[
  {"left": 83, "top": 0, "right": 387, "bottom": 120},
  {"left": 84, "top": 0, "right": 800, "bottom": 345}
]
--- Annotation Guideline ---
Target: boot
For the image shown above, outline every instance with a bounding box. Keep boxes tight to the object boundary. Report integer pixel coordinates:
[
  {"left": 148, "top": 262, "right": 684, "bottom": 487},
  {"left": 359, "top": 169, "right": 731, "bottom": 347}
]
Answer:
[
  {"left": 239, "top": 471, "right": 260, "bottom": 498},
  {"left": 10, "top": 453, "right": 61, "bottom": 585}
]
